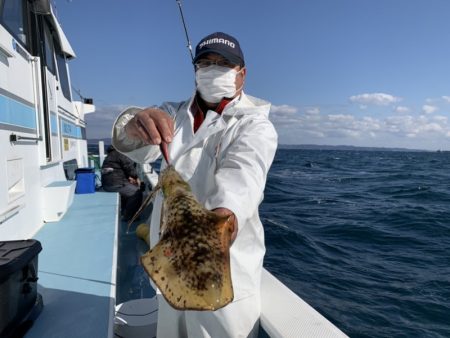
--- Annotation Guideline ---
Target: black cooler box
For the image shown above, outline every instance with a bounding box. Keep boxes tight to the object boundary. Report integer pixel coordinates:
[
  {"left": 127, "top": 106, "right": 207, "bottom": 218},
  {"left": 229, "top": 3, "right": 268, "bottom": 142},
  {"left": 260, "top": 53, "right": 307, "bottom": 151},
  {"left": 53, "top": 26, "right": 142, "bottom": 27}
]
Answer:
[{"left": 0, "top": 240, "right": 43, "bottom": 337}]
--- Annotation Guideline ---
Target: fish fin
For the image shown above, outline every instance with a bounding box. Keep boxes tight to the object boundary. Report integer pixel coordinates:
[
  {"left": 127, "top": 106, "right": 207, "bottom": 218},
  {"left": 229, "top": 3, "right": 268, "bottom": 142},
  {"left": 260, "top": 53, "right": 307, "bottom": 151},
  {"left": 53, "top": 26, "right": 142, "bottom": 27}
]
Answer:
[
  {"left": 127, "top": 183, "right": 160, "bottom": 231},
  {"left": 160, "top": 203, "right": 166, "bottom": 235},
  {"left": 136, "top": 223, "right": 150, "bottom": 247}
]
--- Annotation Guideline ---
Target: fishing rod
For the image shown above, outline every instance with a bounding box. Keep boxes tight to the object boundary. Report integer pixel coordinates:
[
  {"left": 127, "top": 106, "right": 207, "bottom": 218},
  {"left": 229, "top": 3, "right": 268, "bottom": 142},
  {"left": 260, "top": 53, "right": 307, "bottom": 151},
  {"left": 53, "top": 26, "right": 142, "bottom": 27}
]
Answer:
[{"left": 175, "top": 0, "right": 194, "bottom": 62}]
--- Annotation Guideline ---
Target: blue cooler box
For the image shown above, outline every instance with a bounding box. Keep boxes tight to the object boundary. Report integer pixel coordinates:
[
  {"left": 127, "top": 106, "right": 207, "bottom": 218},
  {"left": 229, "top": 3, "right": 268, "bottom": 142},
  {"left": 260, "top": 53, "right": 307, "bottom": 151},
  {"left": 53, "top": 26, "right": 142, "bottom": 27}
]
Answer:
[{"left": 75, "top": 168, "right": 96, "bottom": 194}]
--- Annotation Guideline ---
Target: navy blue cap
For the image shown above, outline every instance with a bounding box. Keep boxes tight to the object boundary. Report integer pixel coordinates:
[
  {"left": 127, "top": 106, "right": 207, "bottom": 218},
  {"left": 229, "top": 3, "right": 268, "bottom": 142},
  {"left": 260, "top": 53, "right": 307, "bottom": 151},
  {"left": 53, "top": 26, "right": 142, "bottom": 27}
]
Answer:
[{"left": 193, "top": 32, "right": 245, "bottom": 66}]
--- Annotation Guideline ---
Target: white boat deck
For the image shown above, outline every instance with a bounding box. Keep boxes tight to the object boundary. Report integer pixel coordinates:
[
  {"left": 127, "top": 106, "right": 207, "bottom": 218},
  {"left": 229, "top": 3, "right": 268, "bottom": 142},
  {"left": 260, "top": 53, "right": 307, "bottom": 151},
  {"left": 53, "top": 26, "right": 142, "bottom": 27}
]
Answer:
[{"left": 27, "top": 192, "right": 119, "bottom": 338}]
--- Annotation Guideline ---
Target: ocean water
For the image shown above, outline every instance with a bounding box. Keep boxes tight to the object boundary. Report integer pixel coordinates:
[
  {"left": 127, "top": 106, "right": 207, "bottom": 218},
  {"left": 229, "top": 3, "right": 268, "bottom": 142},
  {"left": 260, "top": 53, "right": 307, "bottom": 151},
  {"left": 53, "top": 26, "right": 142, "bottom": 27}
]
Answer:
[{"left": 261, "top": 149, "right": 450, "bottom": 338}]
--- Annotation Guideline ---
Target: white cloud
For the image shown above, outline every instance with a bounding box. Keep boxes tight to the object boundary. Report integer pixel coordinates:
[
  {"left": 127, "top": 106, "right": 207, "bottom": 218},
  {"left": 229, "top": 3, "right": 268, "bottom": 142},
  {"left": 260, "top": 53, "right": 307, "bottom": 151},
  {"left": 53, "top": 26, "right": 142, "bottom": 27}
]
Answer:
[
  {"left": 305, "top": 114, "right": 321, "bottom": 122},
  {"left": 349, "top": 93, "right": 401, "bottom": 106},
  {"left": 270, "top": 101, "right": 450, "bottom": 150},
  {"left": 327, "top": 114, "right": 354, "bottom": 122},
  {"left": 422, "top": 123, "right": 442, "bottom": 132},
  {"left": 305, "top": 107, "right": 320, "bottom": 115},
  {"left": 433, "top": 115, "right": 448, "bottom": 123},
  {"left": 270, "top": 104, "right": 298, "bottom": 115},
  {"left": 442, "top": 96, "right": 450, "bottom": 103},
  {"left": 304, "top": 130, "right": 325, "bottom": 138},
  {"left": 394, "top": 106, "right": 410, "bottom": 114},
  {"left": 384, "top": 115, "right": 447, "bottom": 135},
  {"left": 422, "top": 105, "right": 438, "bottom": 114}
]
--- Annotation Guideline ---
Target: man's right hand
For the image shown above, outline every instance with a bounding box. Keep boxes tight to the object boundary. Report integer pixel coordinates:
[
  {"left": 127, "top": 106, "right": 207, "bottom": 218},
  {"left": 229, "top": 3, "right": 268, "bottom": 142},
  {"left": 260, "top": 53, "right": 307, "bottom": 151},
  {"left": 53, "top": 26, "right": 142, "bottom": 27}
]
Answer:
[{"left": 125, "top": 108, "right": 174, "bottom": 145}]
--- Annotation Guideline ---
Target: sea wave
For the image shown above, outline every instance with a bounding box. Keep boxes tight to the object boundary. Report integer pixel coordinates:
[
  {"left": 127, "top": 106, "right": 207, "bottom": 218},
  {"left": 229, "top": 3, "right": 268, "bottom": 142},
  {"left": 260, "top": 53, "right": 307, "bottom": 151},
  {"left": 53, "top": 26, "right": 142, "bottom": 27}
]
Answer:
[{"left": 261, "top": 149, "right": 450, "bottom": 338}]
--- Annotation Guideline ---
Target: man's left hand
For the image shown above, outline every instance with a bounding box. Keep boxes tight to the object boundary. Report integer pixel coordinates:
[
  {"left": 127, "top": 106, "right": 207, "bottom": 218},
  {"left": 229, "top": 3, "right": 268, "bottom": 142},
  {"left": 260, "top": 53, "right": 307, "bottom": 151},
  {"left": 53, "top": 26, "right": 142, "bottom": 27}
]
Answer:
[{"left": 213, "top": 208, "right": 238, "bottom": 243}]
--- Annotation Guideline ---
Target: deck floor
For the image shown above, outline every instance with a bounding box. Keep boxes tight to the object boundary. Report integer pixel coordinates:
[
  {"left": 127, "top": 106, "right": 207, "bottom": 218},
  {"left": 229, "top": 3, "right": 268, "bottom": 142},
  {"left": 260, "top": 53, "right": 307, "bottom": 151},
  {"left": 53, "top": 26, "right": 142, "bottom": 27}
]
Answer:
[
  {"left": 27, "top": 192, "right": 119, "bottom": 338},
  {"left": 116, "top": 203, "right": 156, "bottom": 305}
]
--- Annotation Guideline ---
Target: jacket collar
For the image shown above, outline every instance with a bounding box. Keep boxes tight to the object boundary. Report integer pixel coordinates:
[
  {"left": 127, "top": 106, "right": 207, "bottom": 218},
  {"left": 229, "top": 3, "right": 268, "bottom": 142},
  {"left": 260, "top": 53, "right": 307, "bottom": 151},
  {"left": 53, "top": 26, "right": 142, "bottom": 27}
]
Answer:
[{"left": 191, "top": 95, "right": 232, "bottom": 133}]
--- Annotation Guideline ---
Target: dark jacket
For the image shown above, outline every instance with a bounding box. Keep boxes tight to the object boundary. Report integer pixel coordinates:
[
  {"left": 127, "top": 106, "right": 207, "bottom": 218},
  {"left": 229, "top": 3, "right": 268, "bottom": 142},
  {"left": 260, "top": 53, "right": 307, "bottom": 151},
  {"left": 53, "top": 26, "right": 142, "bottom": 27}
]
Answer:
[{"left": 101, "top": 149, "right": 138, "bottom": 188}]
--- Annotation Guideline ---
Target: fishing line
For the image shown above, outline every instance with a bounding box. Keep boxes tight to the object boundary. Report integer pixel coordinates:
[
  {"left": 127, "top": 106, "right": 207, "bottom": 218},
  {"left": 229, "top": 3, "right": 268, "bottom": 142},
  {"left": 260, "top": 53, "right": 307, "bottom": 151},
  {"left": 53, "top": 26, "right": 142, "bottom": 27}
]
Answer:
[{"left": 175, "top": 0, "right": 194, "bottom": 62}]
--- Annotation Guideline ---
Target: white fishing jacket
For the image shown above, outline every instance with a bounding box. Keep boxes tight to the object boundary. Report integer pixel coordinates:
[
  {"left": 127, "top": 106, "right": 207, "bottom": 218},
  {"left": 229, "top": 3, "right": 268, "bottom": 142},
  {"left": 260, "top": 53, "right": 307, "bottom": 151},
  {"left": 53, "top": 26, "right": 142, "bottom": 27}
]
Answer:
[{"left": 112, "top": 92, "right": 277, "bottom": 304}]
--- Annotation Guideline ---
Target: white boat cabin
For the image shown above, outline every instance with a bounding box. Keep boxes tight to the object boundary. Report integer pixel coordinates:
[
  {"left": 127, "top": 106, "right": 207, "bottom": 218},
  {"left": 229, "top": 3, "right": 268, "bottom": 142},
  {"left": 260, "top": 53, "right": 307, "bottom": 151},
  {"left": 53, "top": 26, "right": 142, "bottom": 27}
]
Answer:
[{"left": 0, "top": 0, "right": 94, "bottom": 239}]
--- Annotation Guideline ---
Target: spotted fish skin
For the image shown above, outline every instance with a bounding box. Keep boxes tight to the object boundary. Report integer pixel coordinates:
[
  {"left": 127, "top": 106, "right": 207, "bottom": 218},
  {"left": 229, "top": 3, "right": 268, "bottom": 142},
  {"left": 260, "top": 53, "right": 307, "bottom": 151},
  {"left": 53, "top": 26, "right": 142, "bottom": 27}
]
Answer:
[{"left": 141, "top": 165, "right": 234, "bottom": 311}]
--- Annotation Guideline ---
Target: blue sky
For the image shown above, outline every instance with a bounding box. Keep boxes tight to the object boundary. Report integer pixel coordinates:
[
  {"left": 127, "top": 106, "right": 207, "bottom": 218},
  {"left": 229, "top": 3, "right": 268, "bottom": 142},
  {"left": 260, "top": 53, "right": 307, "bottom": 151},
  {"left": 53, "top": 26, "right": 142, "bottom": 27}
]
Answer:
[{"left": 56, "top": 0, "right": 450, "bottom": 150}]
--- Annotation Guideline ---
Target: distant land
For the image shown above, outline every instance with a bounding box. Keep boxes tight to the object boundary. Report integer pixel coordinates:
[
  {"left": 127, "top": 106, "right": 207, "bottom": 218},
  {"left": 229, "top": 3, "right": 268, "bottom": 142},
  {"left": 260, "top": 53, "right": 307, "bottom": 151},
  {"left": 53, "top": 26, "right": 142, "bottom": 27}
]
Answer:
[
  {"left": 88, "top": 138, "right": 443, "bottom": 153},
  {"left": 278, "top": 144, "right": 432, "bottom": 152}
]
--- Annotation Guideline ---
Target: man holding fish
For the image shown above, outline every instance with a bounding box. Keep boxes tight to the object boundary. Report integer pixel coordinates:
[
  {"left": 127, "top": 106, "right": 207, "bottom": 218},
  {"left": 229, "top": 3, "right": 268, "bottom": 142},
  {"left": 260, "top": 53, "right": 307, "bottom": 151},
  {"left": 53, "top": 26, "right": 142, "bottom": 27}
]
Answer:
[{"left": 112, "top": 32, "right": 277, "bottom": 337}]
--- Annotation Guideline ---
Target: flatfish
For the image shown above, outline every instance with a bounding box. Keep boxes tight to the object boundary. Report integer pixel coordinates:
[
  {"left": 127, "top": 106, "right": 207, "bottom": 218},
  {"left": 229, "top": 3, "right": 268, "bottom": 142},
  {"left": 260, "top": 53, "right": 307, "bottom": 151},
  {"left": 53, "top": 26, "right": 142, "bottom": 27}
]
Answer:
[{"left": 135, "top": 165, "right": 234, "bottom": 311}]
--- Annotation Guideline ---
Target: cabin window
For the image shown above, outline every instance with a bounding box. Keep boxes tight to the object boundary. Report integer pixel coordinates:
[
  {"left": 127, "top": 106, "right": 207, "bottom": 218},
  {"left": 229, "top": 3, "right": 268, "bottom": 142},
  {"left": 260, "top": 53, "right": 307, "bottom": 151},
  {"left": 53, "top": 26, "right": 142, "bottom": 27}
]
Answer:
[
  {"left": 0, "top": 0, "right": 28, "bottom": 46},
  {"left": 55, "top": 46, "right": 72, "bottom": 101},
  {"left": 43, "top": 21, "right": 56, "bottom": 75}
]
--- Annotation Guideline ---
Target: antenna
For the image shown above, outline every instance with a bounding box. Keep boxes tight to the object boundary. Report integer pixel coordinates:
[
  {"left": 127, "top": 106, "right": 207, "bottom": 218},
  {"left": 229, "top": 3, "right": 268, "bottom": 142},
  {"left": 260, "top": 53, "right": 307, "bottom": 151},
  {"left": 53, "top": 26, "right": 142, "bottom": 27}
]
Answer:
[
  {"left": 72, "top": 86, "right": 84, "bottom": 100},
  {"left": 175, "top": 0, "right": 194, "bottom": 62},
  {"left": 72, "top": 85, "right": 93, "bottom": 104}
]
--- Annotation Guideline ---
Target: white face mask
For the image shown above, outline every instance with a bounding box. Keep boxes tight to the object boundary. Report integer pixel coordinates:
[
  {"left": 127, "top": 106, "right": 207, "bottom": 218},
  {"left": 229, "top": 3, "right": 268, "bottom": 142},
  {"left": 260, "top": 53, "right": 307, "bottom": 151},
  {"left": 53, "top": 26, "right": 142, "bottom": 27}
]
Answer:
[{"left": 195, "top": 65, "right": 242, "bottom": 103}]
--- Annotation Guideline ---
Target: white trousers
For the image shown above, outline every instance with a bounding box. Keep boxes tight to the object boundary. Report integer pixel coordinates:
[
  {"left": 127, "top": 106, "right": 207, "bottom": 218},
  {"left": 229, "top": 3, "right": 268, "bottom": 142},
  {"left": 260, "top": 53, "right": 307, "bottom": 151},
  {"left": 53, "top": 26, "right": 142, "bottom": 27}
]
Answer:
[{"left": 156, "top": 294, "right": 260, "bottom": 338}]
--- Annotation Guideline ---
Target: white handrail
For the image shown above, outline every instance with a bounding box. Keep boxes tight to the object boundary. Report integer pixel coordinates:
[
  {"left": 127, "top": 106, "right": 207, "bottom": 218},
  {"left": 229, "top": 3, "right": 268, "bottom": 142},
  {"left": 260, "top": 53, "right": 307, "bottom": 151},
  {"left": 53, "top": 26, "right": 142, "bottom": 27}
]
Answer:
[{"left": 260, "top": 268, "right": 348, "bottom": 338}]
